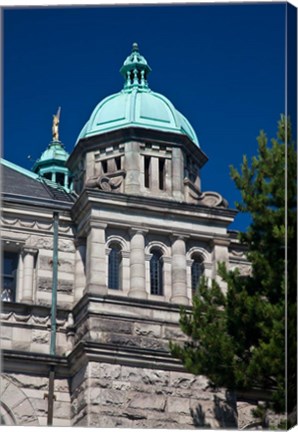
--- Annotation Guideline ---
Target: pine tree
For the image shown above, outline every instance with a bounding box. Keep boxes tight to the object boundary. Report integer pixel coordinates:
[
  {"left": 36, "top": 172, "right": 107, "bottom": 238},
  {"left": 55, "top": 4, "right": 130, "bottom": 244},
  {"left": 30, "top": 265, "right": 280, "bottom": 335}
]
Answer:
[{"left": 170, "top": 115, "right": 297, "bottom": 423}]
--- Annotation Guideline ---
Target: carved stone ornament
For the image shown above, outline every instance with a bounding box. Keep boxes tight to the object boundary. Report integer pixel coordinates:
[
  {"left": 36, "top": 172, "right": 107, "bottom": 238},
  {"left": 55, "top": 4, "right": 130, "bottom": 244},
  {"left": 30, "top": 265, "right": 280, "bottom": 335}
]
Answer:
[
  {"left": 85, "top": 171, "right": 125, "bottom": 192},
  {"left": 197, "top": 191, "right": 228, "bottom": 208}
]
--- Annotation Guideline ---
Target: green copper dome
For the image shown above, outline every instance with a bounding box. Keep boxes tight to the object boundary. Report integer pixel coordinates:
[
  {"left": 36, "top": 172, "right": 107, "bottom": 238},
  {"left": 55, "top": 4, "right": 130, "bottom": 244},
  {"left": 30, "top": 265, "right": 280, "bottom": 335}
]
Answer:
[
  {"left": 36, "top": 140, "right": 70, "bottom": 164},
  {"left": 76, "top": 43, "right": 199, "bottom": 146}
]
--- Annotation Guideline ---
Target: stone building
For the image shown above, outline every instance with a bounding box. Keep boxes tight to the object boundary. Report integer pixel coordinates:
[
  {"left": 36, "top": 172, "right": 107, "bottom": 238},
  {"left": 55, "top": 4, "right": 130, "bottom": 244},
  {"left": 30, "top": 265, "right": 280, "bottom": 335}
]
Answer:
[{"left": 1, "top": 44, "right": 251, "bottom": 428}]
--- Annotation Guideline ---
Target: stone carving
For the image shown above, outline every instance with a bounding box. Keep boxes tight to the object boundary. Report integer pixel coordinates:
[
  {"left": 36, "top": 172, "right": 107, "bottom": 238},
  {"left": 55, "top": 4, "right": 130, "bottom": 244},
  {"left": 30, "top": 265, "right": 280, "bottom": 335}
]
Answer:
[
  {"left": 1, "top": 217, "right": 71, "bottom": 234},
  {"left": 183, "top": 180, "right": 228, "bottom": 208},
  {"left": 85, "top": 171, "right": 125, "bottom": 192},
  {"left": 0, "top": 311, "right": 66, "bottom": 326},
  {"left": 230, "top": 249, "right": 245, "bottom": 257},
  {"left": 229, "top": 264, "right": 252, "bottom": 276},
  {"left": 1, "top": 217, "right": 18, "bottom": 226},
  {"left": 26, "top": 236, "right": 75, "bottom": 252},
  {"left": 197, "top": 191, "right": 228, "bottom": 208}
]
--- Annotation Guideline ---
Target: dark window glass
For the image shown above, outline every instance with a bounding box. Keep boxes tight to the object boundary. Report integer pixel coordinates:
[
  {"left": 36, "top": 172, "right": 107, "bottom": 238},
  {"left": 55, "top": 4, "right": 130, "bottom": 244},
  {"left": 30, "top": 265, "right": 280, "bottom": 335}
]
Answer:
[
  {"left": 44, "top": 172, "right": 52, "bottom": 180},
  {"left": 2, "top": 252, "right": 18, "bottom": 302},
  {"left": 150, "top": 249, "right": 163, "bottom": 295},
  {"left": 191, "top": 255, "right": 203, "bottom": 295},
  {"left": 144, "top": 156, "right": 150, "bottom": 188},
  {"left": 56, "top": 173, "right": 65, "bottom": 186},
  {"left": 102, "top": 160, "right": 108, "bottom": 173},
  {"left": 115, "top": 157, "right": 121, "bottom": 171},
  {"left": 108, "top": 243, "right": 122, "bottom": 290},
  {"left": 159, "top": 158, "right": 165, "bottom": 190}
]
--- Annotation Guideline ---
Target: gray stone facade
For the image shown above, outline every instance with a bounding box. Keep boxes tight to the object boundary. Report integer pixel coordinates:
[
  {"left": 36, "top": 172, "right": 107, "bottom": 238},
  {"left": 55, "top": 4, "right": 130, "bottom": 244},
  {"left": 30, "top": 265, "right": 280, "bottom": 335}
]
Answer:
[{"left": 1, "top": 46, "right": 258, "bottom": 428}]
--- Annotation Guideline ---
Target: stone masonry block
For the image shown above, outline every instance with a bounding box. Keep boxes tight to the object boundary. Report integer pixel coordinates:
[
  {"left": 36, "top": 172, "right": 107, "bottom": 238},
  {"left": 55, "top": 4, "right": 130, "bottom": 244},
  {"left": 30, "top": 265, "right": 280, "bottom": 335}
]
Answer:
[
  {"left": 1, "top": 325, "right": 12, "bottom": 341},
  {"left": 128, "top": 393, "right": 166, "bottom": 411},
  {"left": 52, "top": 400, "right": 71, "bottom": 419},
  {"left": 94, "top": 363, "right": 121, "bottom": 380},
  {"left": 2, "top": 383, "right": 26, "bottom": 409},
  {"left": 32, "top": 329, "right": 50, "bottom": 344},
  {"left": 140, "top": 369, "right": 170, "bottom": 386},
  {"left": 168, "top": 396, "right": 190, "bottom": 414},
  {"left": 134, "top": 322, "right": 161, "bottom": 338},
  {"left": 91, "top": 317, "right": 133, "bottom": 334}
]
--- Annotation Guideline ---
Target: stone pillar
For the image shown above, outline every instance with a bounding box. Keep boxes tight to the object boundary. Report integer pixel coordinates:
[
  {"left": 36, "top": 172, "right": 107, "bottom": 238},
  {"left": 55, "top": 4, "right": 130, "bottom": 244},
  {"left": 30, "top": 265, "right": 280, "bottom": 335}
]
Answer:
[
  {"left": 121, "top": 251, "right": 131, "bottom": 294},
  {"left": 171, "top": 235, "right": 188, "bottom": 305},
  {"left": 172, "top": 147, "right": 184, "bottom": 201},
  {"left": 165, "top": 157, "right": 172, "bottom": 194},
  {"left": 150, "top": 157, "right": 159, "bottom": 192},
  {"left": 124, "top": 141, "right": 140, "bottom": 194},
  {"left": 85, "top": 222, "right": 107, "bottom": 296},
  {"left": 74, "top": 238, "right": 86, "bottom": 302},
  {"left": 21, "top": 247, "right": 38, "bottom": 302},
  {"left": 85, "top": 151, "right": 95, "bottom": 179},
  {"left": 128, "top": 228, "right": 147, "bottom": 299},
  {"left": 212, "top": 238, "right": 230, "bottom": 291}
]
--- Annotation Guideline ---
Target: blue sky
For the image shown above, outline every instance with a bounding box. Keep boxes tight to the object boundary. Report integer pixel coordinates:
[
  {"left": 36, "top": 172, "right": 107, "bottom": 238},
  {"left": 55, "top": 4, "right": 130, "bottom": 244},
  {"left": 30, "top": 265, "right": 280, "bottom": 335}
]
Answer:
[{"left": 3, "top": 4, "right": 292, "bottom": 230}]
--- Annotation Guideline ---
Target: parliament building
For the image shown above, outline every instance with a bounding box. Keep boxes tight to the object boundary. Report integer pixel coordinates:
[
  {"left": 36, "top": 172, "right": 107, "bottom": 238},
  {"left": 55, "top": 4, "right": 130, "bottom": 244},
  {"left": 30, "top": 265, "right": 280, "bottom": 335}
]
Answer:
[{"left": 1, "top": 44, "right": 255, "bottom": 428}]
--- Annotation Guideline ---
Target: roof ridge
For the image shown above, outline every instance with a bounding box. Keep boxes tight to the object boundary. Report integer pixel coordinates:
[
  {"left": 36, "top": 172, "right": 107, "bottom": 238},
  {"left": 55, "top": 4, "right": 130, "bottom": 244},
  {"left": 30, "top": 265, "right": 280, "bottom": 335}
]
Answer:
[{"left": 1, "top": 158, "right": 41, "bottom": 181}]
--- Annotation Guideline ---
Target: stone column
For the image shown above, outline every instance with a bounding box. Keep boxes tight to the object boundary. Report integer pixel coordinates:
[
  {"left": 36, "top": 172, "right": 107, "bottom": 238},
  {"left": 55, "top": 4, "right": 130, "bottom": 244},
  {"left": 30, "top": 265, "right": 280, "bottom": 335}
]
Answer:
[
  {"left": 165, "top": 157, "right": 172, "bottom": 194},
  {"left": 172, "top": 147, "right": 184, "bottom": 201},
  {"left": 74, "top": 238, "right": 86, "bottom": 302},
  {"left": 150, "top": 157, "right": 159, "bottom": 192},
  {"left": 21, "top": 247, "right": 38, "bottom": 302},
  {"left": 128, "top": 228, "right": 147, "bottom": 299},
  {"left": 171, "top": 235, "right": 188, "bottom": 305},
  {"left": 124, "top": 141, "right": 140, "bottom": 194},
  {"left": 212, "top": 237, "right": 230, "bottom": 291},
  {"left": 85, "top": 222, "right": 107, "bottom": 296}
]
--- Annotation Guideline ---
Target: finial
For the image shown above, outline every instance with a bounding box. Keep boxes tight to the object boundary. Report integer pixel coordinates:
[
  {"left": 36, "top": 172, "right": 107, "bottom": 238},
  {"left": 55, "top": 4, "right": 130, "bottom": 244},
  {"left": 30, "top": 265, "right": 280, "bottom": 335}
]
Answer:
[
  {"left": 120, "top": 44, "right": 151, "bottom": 91},
  {"left": 132, "top": 42, "right": 139, "bottom": 52},
  {"left": 52, "top": 106, "right": 61, "bottom": 141}
]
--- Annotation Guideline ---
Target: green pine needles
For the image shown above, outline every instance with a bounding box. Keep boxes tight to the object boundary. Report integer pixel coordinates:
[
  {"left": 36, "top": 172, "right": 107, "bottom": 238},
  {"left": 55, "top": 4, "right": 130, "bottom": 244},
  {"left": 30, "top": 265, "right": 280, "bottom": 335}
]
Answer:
[{"left": 170, "top": 115, "right": 297, "bottom": 422}]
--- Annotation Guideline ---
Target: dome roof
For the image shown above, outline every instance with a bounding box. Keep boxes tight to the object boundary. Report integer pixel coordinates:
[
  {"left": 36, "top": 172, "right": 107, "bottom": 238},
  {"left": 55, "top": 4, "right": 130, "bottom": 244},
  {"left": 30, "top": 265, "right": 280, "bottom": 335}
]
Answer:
[
  {"left": 38, "top": 140, "right": 69, "bottom": 164},
  {"left": 76, "top": 44, "right": 199, "bottom": 147},
  {"left": 33, "top": 140, "right": 69, "bottom": 170}
]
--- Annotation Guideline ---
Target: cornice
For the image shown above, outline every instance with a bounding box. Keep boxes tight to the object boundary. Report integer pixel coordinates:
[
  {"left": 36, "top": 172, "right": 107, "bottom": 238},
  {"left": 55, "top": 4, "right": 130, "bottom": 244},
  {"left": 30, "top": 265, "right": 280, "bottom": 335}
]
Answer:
[{"left": 67, "top": 126, "right": 208, "bottom": 170}]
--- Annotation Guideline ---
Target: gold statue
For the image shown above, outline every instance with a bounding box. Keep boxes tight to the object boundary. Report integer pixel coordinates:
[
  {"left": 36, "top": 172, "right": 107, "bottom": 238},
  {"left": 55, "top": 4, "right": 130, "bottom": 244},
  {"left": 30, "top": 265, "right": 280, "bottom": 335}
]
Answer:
[{"left": 52, "top": 107, "right": 61, "bottom": 141}]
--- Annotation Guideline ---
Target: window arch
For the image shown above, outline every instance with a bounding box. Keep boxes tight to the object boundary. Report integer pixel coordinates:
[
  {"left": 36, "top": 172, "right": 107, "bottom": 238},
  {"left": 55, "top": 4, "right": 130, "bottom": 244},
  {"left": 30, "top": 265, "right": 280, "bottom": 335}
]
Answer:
[
  {"left": 108, "top": 243, "right": 122, "bottom": 290},
  {"left": 150, "top": 248, "right": 163, "bottom": 295},
  {"left": 191, "top": 254, "right": 204, "bottom": 295}
]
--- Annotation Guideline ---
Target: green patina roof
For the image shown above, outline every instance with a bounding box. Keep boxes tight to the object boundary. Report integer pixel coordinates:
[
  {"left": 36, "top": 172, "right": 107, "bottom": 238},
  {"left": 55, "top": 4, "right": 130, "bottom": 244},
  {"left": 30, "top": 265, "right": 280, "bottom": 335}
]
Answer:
[
  {"left": 76, "top": 43, "right": 199, "bottom": 146},
  {"left": 32, "top": 140, "right": 70, "bottom": 173}
]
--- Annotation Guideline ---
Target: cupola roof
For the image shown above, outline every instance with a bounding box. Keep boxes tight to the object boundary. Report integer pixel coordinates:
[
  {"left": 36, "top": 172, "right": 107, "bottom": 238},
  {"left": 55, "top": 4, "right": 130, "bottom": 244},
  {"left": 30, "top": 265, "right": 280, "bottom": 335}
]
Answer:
[{"left": 76, "top": 43, "right": 199, "bottom": 146}]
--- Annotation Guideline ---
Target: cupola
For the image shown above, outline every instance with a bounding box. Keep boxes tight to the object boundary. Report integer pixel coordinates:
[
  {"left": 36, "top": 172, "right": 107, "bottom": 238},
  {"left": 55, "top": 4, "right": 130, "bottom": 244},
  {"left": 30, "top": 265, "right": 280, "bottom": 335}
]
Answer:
[
  {"left": 76, "top": 43, "right": 199, "bottom": 146},
  {"left": 32, "top": 108, "right": 72, "bottom": 191},
  {"left": 69, "top": 44, "right": 211, "bottom": 204}
]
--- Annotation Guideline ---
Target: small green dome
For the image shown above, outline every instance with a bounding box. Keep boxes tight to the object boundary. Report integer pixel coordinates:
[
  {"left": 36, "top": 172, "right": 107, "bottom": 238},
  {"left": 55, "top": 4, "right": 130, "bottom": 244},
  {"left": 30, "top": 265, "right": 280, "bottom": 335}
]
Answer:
[
  {"left": 37, "top": 140, "right": 70, "bottom": 164},
  {"left": 32, "top": 139, "right": 72, "bottom": 191},
  {"left": 76, "top": 44, "right": 199, "bottom": 146}
]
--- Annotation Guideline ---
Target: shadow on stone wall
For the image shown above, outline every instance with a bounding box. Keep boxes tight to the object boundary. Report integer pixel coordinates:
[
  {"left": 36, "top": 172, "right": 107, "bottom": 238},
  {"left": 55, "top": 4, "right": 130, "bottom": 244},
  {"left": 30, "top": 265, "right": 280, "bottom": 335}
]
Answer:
[{"left": 190, "top": 393, "right": 238, "bottom": 429}]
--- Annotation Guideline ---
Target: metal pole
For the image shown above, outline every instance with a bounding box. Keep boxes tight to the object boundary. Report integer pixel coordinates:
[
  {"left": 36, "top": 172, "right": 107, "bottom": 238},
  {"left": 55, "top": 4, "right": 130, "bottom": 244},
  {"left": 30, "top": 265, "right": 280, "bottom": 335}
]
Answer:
[
  {"left": 50, "top": 211, "right": 59, "bottom": 356},
  {"left": 47, "top": 367, "right": 55, "bottom": 426},
  {"left": 47, "top": 211, "right": 59, "bottom": 426}
]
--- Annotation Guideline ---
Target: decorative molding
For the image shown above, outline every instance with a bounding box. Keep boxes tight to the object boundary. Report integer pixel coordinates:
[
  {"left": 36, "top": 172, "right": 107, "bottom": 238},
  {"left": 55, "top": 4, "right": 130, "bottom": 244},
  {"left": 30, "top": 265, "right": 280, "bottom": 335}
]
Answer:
[
  {"left": 129, "top": 227, "right": 148, "bottom": 236},
  {"left": 0, "top": 311, "right": 67, "bottom": 326},
  {"left": 85, "top": 170, "right": 126, "bottom": 192},
  {"left": 1, "top": 216, "right": 72, "bottom": 234}
]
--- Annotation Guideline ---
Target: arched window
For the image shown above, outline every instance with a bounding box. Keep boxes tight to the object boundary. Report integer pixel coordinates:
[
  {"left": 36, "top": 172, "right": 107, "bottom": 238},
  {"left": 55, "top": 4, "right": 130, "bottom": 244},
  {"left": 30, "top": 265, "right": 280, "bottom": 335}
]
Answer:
[
  {"left": 191, "top": 254, "right": 204, "bottom": 295},
  {"left": 150, "top": 248, "right": 163, "bottom": 295},
  {"left": 108, "top": 243, "right": 122, "bottom": 290}
]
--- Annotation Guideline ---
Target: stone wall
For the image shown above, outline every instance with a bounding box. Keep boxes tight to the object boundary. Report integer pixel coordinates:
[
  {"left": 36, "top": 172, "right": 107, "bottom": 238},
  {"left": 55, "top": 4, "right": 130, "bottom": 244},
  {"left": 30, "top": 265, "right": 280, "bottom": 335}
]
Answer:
[
  {"left": 1, "top": 304, "right": 70, "bottom": 356},
  {"left": 0, "top": 373, "right": 71, "bottom": 426},
  {"left": 71, "top": 362, "right": 237, "bottom": 428}
]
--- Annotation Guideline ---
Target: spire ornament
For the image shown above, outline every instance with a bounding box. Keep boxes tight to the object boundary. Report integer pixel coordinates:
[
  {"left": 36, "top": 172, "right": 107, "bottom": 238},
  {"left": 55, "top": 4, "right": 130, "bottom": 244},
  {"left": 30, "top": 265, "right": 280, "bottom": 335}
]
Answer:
[
  {"left": 52, "top": 107, "right": 61, "bottom": 141},
  {"left": 120, "top": 43, "right": 152, "bottom": 91}
]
